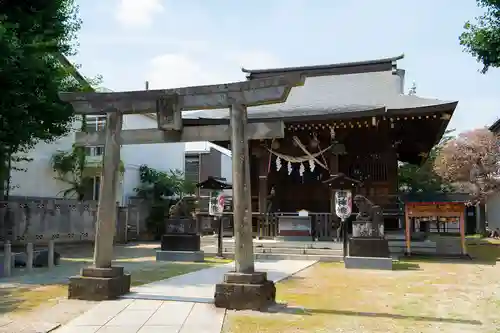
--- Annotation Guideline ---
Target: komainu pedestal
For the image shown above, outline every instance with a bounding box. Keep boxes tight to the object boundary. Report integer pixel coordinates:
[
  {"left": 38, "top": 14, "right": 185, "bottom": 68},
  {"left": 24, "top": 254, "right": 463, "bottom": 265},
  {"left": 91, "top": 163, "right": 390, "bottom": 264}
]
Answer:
[
  {"left": 346, "top": 195, "right": 392, "bottom": 270},
  {"left": 349, "top": 219, "right": 390, "bottom": 258},
  {"left": 156, "top": 232, "right": 204, "bottom": 262},
  {"left": 68, "top": 266, "right": 131, "bottom": 301},
  {"left": 214, "top": 271, "right": 276, "bottom": 311}
]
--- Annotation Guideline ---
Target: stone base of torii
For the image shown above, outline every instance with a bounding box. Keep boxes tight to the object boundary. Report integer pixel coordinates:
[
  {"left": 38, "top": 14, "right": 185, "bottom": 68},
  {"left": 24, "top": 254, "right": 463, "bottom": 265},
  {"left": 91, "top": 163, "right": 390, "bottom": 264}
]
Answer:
[{"left": 60, "top": 75, "right": 303, "bottom": 309}]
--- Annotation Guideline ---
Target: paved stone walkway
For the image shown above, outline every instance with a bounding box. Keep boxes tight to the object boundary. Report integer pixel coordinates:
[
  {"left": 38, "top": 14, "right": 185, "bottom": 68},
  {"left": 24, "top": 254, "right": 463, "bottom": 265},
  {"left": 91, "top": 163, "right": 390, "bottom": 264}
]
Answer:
[
  {"left": 125, "top": 259, "right": 315, "bottom": 302},
  {"left": 55, "top": 260, "right": 316, "bottom": 333}
]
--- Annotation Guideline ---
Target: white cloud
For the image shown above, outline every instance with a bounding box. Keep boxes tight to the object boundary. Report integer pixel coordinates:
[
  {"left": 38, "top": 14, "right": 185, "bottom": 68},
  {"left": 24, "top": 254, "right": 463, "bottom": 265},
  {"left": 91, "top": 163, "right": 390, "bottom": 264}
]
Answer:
[
  {"left": 146, "top": 49, "right": 281, "bottom": 90},
  {"left": 146, "top": 54, "right": 226, "bottom": 89},
  {"left": 229, "top": 50, "right": 282, "bottom": 70},
  {"left": 114, "top": 0, "right": 164, "bottom": 28}
]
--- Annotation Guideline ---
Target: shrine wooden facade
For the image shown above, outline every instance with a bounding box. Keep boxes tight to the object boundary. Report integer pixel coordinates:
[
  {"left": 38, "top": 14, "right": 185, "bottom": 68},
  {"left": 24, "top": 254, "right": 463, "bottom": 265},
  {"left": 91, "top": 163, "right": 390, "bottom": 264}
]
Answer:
[{"left": 183, "top": 55, "right": 458, "bottom": 230}]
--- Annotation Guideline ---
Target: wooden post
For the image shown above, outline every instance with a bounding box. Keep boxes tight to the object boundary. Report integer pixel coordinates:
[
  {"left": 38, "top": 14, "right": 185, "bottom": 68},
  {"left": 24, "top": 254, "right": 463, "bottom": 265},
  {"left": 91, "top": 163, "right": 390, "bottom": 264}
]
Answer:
[
  {"left": 258, "top": 151, "right": 268, "bottom": 239},
  {"left": 3, "top": 241, "right": 11, "bottom": 277},
  {"left": 124, "top": 205, "right": 129, "bottom": 244},
  {"left": 258, "top": 153, "right": 269, "bottom": 214},
  {"left": 26, "top": 243, "right": 34, "bottom": 272},
  {"left": 93, "top": 111, "right": 123, "bottom": 268},
  {"left": 243, "top": 108, "right": 255, "bottom": 245},
  {"left": 405, "top": 206, "right": 411, "bottom": 255},
  {"left": 329, "top": 153, "right": 340, "bottom": 238},
  {"left": 459, "top": 211, "right": 467, "bottom": 256},
  {"left": 230, "top": 102, "right": 254, "bottom": 273}
]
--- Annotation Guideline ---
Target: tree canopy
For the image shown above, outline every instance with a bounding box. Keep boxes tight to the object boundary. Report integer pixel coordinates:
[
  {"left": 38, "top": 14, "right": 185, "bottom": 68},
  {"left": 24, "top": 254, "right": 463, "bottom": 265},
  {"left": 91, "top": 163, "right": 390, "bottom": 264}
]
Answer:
[
  {"left": 134, "top": 165, "right": 196, "bottom": 201},
  {"left": 460, "top": 0, "right": 500, "bottom": 73},
  {"left": 434, "top": 128, "right": 500, "bottom": 202},
  {"left": 0, "top": 1, "right": 89, "bottom": 197},
  {"left": 397, "top": 129, "right": 455, "bottom": 193}
]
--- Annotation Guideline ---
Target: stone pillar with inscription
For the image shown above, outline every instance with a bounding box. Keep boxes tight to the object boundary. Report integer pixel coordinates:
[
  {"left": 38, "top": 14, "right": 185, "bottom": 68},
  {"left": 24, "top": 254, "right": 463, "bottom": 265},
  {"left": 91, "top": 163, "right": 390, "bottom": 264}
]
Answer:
[{"left": 68, "top": 111, "right": 131, "bottom": 301}]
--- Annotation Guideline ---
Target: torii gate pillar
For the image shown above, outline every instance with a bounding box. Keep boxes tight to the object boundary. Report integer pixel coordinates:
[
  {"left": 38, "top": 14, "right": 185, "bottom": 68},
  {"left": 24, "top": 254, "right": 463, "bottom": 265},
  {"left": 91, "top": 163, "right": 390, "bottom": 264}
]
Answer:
[{"left": 60, "top": 75, "right": 303, "bottom": 305}]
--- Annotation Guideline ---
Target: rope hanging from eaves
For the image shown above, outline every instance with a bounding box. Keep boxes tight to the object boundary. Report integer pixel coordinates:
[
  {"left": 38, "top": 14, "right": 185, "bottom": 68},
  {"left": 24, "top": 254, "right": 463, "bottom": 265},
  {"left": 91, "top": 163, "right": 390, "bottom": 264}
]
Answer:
[{"left": 265, "top": 136, "right": 333, "bottom": 176}]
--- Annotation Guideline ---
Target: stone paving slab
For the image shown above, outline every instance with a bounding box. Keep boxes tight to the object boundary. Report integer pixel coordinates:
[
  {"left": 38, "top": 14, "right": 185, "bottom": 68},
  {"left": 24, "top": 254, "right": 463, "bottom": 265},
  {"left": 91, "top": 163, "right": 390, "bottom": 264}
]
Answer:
[
  {"left": 56, "top": 300, "right": 226, "bottom": 333},
  {"left": 123, "top": 259, "right": 316, "bottom": 303}
]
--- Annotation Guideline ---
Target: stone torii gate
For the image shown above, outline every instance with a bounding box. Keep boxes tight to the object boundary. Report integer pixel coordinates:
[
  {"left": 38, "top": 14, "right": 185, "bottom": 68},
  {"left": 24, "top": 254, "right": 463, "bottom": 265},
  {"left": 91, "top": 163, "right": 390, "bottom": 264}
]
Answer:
[{"left": 62, "top": 75, "right": 303, "bottom": 309}]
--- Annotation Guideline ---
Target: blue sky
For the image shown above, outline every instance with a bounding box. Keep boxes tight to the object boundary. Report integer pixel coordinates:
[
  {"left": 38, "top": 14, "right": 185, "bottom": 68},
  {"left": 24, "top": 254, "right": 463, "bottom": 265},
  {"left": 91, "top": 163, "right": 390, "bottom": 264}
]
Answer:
[{"left": 72, "top": 0, "right": 500, "bottom": 133}]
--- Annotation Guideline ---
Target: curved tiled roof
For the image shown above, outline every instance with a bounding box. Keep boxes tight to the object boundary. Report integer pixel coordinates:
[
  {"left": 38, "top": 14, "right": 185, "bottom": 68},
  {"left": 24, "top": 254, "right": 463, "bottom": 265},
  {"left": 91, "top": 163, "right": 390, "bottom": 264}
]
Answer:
[{"left": 242, "top": 54, "right": 405, "bottom": 77}]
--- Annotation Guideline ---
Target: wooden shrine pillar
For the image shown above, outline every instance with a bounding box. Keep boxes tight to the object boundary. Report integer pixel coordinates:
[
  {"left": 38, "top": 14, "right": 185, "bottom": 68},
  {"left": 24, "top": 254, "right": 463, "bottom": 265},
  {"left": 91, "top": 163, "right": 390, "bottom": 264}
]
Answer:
[
  {"left": 258, "top": 150, "right": 269, "bottom": 214},
  {"left": 329, "top": 152, "right": 340, "bottom": 214}
]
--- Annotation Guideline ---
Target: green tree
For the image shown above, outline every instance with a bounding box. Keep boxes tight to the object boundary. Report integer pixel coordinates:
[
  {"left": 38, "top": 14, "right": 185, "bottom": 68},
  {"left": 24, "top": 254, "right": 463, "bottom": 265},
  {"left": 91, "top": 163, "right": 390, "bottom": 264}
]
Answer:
[
  {"left": 51, "top": 144, "right": 88, "bottom": 201},
  {"left": 134, "top": 165, "right": 196, "bottom": 201},
  {"left": 459, "top": 0, "right": 500, "bottom": 73},
  {"left": 398, "top": 129, "right": 455, "bottom": 193},
  {"left": 134, "top": 165, "right": 197, "bottom": 237},
  {"left": 0, "top": 1, "right": 89, "bottom": 199}
]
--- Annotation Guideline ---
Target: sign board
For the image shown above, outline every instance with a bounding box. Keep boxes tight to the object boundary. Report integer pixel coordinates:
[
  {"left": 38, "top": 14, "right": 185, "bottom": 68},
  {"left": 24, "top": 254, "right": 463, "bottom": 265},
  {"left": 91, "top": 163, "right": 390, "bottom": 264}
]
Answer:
[
  {"left": 335, "top": 190, "right": 352, "bottom": 219},
  {"left": 156, "top": 94, "right": 182, "bottom": 131},
  {"left": 407, "top": 202, "right": 464, "bottom": 215},
  {"left": 209, "top": 190, "right": 225, "bottom": 216},
  {"left": 278, "top": 216, "right": 312, "bottom": 236},
  {"left": 297, "top": 209, "right": 309, "bottom": 217}
]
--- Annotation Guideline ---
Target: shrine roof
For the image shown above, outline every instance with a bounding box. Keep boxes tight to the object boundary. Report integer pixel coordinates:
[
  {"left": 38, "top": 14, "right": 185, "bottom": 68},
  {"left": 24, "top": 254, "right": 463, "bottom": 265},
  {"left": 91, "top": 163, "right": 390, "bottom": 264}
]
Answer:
[
  {"left": 242, "top": 54, "right": 404, "bottom": 78},
  {"left": 401, "top": 193, "right": 472, "bottom": 204},
  {"left": 182, "top": 94, "right": 457, "bottom": 125},
  {"left": 180, "top": 55, "right": 457, "bottom": 166},
  {"left": 183, "top": 54, "right": 457, "bottom": 125},
  {"left": 489, "top": 118, "right": 500, "bottom": 133}
]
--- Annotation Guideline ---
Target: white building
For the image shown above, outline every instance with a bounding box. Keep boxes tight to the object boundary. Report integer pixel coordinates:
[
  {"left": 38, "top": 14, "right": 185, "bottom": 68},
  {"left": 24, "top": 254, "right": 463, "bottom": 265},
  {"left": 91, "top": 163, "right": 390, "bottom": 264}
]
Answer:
[
  {"left": 184, "top": 141, "right": 232, "bottom": 185},
  {"left": 9, "top": 114, "right": 186, "bottom": 205},
  {"left": 486, "top": 119, "right": 500, "bottom": 231}
]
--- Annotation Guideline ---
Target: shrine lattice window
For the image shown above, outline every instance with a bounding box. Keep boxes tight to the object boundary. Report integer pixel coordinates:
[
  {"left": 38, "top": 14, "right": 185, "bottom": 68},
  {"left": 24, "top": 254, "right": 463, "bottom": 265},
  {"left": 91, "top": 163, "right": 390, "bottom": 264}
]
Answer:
[{"left": 345, "top": 154, "right": 388, "bottom": 182}]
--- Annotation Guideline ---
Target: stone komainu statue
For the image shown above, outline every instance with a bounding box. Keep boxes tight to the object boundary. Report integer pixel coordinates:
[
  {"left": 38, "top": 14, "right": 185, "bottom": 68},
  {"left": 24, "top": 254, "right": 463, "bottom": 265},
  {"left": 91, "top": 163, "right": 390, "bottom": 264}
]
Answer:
[
  {"left": 167, "top": 197, "right": 198, "bottom": 234},
  {"left": 168, "top": 197, "right": 197, "bottom": 218},
  {"left": 353, "top": 195, "right": 384, "bottom": 237}
]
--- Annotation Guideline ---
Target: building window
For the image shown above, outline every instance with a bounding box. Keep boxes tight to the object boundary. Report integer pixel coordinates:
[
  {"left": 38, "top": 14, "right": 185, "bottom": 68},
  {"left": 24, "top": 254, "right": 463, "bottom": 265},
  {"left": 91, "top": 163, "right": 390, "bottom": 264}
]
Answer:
[
  {"left": 85, "top": 115, "right": 106, "bottom": 132},
  {"left": 85, "top": 146, "right": 105, "bottom": 156},
  {"left": 93, "top": 176, "right": 101, "bottom": 201},
  {"left": 82, "top": 176, "right": 101, "bottom": 201},
  {"left": 185, "top": 155, "right": 200, "bottom": 183}
]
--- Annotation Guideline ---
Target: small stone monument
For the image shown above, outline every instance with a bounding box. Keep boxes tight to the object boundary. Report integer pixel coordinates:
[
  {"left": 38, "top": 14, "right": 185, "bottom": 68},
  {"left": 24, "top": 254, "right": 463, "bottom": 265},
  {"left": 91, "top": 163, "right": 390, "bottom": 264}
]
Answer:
[{"left": 345, "top": 195, "right": 392, "bottom": 270}]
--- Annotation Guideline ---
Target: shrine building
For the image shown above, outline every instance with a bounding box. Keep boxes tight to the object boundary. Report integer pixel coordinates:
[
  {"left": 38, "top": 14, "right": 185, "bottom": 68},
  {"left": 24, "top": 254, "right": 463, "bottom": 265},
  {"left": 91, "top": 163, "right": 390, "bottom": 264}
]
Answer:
[{"left": 185, "top": 55, "right": 457, "bottom": 237}]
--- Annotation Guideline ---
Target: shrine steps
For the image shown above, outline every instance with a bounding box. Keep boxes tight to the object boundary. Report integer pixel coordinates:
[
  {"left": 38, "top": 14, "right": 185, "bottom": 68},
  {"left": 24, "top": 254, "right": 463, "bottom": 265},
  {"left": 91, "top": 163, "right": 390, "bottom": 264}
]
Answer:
[
  {"left": 201, "top": 238, "right": 344, "bottom": 261},
  {"left": 219, "top": 246, "right": 343, "bottom": 256},
  {"left": 204, "top": 251, "right": 344, "bottom": 262},
  {"left": 200, "top": 236, "right": 436, "bottom": 258}
]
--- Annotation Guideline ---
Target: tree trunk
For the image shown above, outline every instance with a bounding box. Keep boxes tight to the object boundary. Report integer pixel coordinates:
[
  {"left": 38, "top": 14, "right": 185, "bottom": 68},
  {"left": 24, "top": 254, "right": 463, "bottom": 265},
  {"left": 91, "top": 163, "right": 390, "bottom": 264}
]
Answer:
[
  {"left": 0, "top": 147, "right": 13, "bottom": 241},
  {"left": 0, "top": 147, "right": 7, "bottom": 201},
  {"left": 478, "top": 202, "right": 487, "bottom": 234}
]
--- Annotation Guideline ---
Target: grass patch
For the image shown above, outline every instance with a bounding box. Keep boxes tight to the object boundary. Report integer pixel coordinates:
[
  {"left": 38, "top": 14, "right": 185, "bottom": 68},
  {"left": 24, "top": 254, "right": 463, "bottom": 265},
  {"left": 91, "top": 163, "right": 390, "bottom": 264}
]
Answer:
[
  {"left": 392, "top": 261, "right": 420, "bottom": 270},
  {"left": 466, "top": 238, "right": 500, "bottom": 262},
  {"left": 223, "top": 260, "right": 495, "bottom": 333},
  {"left": 130, "top": 258, "right": 232, "bottom": 286},
  {"left": 0, "top": 285, "right": 67, "bottom": 315}
]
